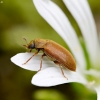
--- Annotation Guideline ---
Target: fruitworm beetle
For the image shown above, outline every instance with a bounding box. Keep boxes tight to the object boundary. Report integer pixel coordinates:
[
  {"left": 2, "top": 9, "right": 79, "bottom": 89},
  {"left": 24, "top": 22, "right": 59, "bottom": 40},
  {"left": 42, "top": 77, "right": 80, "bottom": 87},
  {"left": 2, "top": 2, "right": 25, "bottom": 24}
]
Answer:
[{"left": 23, "top": 38, "right": 76, "bottom": 79}]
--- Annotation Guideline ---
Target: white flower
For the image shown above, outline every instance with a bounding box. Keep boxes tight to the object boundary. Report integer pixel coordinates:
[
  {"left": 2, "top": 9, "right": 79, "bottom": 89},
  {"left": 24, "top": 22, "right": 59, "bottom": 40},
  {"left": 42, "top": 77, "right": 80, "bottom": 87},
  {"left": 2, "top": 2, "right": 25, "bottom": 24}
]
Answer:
[{"left": 11, "top": 0, "right": 100, "bottom": 99}]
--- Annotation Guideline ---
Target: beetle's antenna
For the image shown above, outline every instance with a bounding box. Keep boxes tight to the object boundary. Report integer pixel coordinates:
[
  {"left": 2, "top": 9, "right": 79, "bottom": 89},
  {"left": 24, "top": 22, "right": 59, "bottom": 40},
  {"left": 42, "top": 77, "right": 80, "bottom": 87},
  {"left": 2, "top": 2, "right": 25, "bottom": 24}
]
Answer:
[
  {"left": 23, "top": 38, "right": 28, "bottom": 45},
  {"left": 23, "top": 45, "right": 27, "bottom": 48},
  {"left": 23, "top": 38, "right": 28, "bottom": 49}
]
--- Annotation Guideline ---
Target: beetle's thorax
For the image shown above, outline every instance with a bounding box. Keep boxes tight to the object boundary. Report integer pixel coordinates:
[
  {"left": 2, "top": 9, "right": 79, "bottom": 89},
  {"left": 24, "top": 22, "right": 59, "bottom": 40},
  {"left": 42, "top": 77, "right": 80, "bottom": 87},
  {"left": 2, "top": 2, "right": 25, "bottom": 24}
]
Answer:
[{"left": 34, "top": 38, "right": 48, "bottom": 49}]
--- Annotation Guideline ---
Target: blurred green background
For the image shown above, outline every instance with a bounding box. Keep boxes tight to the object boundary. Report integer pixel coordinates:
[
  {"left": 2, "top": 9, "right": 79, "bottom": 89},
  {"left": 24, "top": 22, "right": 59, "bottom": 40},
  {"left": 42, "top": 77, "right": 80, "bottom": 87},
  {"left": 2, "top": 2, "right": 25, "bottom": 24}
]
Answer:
[{"left": 0, "top": 0, "right": 100, "bottom": 100}]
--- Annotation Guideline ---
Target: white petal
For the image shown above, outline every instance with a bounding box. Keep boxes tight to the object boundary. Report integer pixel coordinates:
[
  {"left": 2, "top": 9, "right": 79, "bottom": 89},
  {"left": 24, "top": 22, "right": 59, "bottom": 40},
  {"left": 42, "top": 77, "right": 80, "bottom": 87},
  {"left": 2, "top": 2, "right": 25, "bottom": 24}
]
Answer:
[
  {"left": 33, "top": 0, "right": 86, "bottom": 69},
  {"left": 63, "top": 0, "right": 100, "bottom": 64},
  {"left": 94, "top": 86, "right": 100, "bottom": 100},
  {"left": 85, "top": 69, "right": 100, "bottom": 78},
  {"left": 31, "top": 67, "right": 87, "bottom": 87},
  {"left": 11, "top": 53, "right": 56, "bottom": 71}
]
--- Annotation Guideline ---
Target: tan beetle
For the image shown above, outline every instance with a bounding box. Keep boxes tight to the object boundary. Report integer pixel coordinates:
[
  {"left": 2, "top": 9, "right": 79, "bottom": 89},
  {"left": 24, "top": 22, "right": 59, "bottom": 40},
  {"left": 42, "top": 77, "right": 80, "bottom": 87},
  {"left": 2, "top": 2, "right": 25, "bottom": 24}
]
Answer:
[{"left": 23, "top": 38, "right": 76, "bottom": 79}]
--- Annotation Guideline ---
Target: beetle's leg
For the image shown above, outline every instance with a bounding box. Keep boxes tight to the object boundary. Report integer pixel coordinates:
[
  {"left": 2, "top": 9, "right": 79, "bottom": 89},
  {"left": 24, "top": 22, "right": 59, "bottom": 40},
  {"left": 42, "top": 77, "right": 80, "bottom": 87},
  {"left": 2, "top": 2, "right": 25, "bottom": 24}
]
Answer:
[
  {"left": 38, "top": 53, "right": 46, "bottom": 72},
  {"left": 22, "top": 50, "right": 40, "bottom": 65},
  {"left": 54, "top": 61, "right": 68, "bottom": 80},
  {"left": 59, "top": 66, "right": 68, "bottom": 80}
]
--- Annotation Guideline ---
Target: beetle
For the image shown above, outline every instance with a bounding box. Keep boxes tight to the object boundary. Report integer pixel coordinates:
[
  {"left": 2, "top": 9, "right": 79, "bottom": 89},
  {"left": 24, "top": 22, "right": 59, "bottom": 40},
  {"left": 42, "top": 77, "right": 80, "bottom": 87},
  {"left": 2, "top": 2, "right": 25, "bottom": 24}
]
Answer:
[{"left": 23, "top": 38, "right": 76, "bottom": 79}]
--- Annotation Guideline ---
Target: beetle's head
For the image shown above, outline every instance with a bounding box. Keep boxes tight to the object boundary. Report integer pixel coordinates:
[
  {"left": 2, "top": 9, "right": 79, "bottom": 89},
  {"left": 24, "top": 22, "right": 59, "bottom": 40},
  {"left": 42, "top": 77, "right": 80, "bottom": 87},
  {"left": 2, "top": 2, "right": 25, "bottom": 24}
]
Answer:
[{"left": 23, "top": 38, "right": 35, "bottom": 52}]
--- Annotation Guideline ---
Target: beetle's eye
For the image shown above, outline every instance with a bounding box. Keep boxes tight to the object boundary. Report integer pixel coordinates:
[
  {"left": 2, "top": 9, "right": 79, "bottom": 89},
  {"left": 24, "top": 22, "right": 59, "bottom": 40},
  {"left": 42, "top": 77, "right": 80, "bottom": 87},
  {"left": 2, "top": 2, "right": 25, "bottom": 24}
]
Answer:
[{"left": 28, "top": 43, "right": 35, "bottom": 49}]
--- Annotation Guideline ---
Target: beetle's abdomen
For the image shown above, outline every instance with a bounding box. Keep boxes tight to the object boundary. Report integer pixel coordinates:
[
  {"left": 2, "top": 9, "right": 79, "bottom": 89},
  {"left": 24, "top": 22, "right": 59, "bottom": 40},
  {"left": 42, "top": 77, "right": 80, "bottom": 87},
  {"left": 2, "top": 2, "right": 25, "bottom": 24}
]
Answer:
[{"left": 44, "top": 40, "right": 76, "bottom": 71}]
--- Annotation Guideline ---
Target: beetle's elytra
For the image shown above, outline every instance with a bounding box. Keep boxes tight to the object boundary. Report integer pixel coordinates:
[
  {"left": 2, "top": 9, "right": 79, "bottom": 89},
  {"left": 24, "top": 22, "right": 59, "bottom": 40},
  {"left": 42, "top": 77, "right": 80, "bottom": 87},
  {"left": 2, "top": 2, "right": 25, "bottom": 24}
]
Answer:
[{"left": 23, "top": 38, "right": 76, "bottom": 79}]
